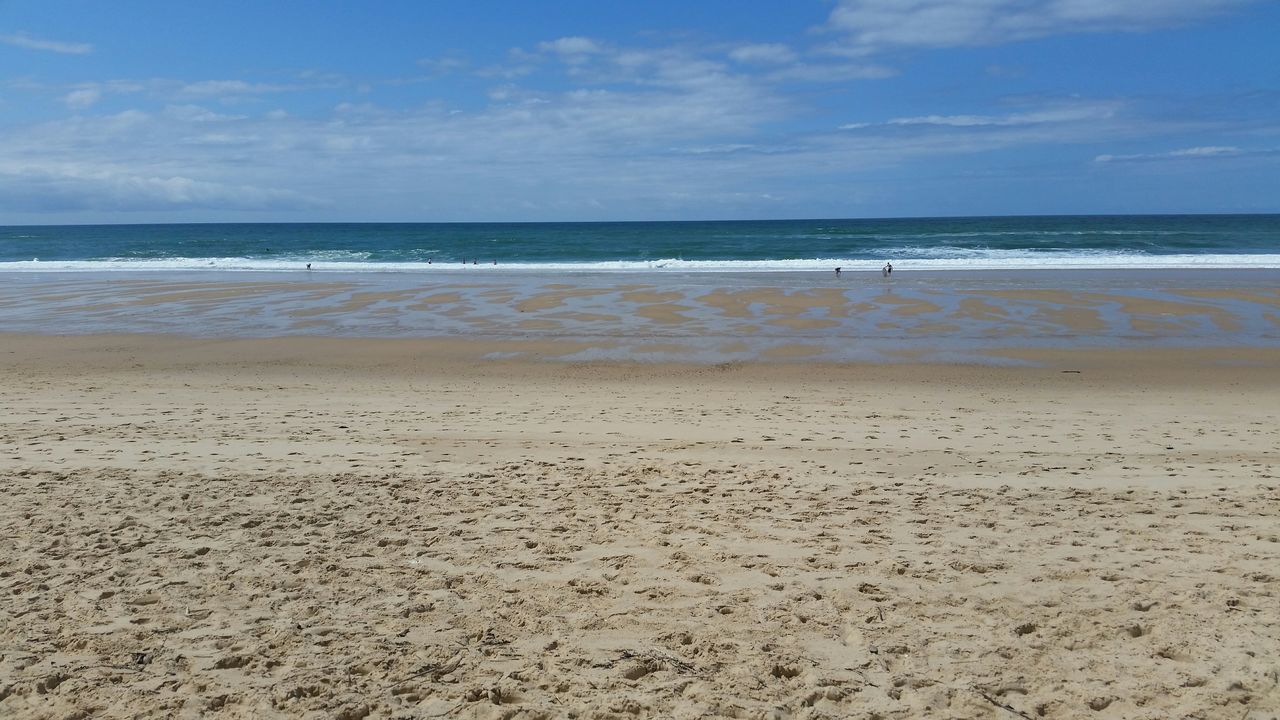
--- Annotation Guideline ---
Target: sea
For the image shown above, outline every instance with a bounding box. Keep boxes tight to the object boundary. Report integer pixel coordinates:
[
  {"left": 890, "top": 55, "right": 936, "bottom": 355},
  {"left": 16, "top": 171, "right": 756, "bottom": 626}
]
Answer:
[{"left": 2, "top": 214, "right": 1279, "bottom": 273}]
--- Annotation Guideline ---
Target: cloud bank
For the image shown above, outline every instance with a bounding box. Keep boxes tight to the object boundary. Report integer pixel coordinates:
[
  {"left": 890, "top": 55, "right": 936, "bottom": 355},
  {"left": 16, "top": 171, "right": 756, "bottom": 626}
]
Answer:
[{"left": 0, "top": 84, "right": 1176, "bottom": 220}]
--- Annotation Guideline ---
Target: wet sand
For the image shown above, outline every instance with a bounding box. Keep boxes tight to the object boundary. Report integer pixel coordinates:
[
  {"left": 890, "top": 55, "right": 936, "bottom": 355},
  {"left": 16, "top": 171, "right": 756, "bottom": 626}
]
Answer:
[
  {"left": 2, "top": 334, "right": 1279, "bottom": 718},
  {"left": 1, "top": 269, "right": 1277, "bottom": 364}
]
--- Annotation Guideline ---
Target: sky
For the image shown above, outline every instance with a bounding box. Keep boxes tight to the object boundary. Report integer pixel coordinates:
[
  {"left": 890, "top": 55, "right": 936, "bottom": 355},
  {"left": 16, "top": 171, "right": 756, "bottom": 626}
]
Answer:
[{"left": 1, "top": 0, "right": 1278, "bottom": 223}]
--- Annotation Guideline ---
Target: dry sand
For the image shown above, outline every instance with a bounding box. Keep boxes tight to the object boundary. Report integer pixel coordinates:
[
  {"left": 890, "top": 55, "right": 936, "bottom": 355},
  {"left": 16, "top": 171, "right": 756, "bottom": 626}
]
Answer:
[{"left": 2, "top": 334, "right": 1279, "bottom": 719}]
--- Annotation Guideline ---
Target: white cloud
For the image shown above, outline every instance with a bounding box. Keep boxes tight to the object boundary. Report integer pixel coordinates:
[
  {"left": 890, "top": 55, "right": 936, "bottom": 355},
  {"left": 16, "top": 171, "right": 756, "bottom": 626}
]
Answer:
[
  {"left": 36, "top": 80, "right": 147, "bottom": 108},
  {"left": 540, "top": 36, "right": 603, "bottom": 54},
  {"left": 985, "top": 64, "right": 1025, "bottom": 78},
  {"left": 8, "top": 76, "right": 293, "bottom": 109},
  {"left": 163, "top": 104, "right": 247, "bottom": 122},
  {"left": 63, "top": 87, "right": 102, "bottom": 109},
  {"left": 823, "top": 0, "right": 1263, "bottom": 52},
  {"left": 765, "top": 62, "right": 898, "bottom": 83},
  {"left": 529, "top": 41, "right": 746, "bottom": 96},
  {"left": 842, "top": 103, "right": 1120, "bottom": 130},
  {"left": 523, "top": 37, "right": 895, "bottom": 95},
  {"left": 1094, "top": 145, "right": 1276, "bottom": 162},
  {"left": 678, "top": 143, "right": 758, "bottom": 155},
  {"left": 728, "top": 43, "right": 797, "bottom": 65},
  {"left": 1168, "top": 145, "right": 1241, "bottom": 156},
  {"left": 418, "top": 54, "right": 468, "bottom": 75},
  {"left": 179, "top": 80, "right": 292, "bottom": 97},
  {"left": 175, "top": 77, "right": 345, "bottom": 99},
  {"left": 537, "top": 36, "right": 604, "bottom": 63},
  {"left": 0, "top": 31, "right": 92, "bottom": 54},
  {"left": 0, "top": 162, "right": 323, "bottom": 212}
]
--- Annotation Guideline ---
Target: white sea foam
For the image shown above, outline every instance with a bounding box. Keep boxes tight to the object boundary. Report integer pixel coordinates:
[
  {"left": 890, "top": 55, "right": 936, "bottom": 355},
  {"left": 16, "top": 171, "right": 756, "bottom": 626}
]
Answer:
[{"left": 3, "top": 253, "right": 1280, "bottom": 273}]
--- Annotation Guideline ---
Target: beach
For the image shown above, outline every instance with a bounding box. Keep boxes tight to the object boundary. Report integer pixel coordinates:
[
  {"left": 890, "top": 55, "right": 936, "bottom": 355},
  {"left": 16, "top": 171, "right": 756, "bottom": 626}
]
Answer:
[
  {"left": 5, "top": 0, "right": 1279, "bottom": 709},
  {"left": 2, "top": 323, "right": 1279, "bottom": 718}
]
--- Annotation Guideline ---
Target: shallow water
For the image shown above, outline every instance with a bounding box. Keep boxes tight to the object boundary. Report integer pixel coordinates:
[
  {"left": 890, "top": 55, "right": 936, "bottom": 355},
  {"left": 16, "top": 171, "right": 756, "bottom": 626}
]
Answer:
[{"left": 2, "top": 268, "right": 1277, "bottom": 364}]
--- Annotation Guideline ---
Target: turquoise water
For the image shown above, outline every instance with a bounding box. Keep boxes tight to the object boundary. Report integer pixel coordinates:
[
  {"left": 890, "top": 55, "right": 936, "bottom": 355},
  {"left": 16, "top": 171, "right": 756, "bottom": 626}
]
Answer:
[{"left": 2, "top": 215, "right": 1279, "bottom": 272}]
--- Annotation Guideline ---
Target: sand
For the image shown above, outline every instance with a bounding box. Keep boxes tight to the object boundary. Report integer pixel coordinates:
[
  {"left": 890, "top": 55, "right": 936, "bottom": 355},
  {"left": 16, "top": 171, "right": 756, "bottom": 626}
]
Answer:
[
  {"left": 4, "top": 271, "right": 1278, "bottom": 364},
  {"left": 2, "top": 334, "right": 1279, "bottom": 719}
]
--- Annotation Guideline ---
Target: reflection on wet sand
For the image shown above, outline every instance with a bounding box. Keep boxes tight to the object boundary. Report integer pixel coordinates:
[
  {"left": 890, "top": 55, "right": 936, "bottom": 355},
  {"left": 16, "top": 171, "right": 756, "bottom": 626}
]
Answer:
[{"left": 2, "top": 271, "right": 1277, "bottom": 364}]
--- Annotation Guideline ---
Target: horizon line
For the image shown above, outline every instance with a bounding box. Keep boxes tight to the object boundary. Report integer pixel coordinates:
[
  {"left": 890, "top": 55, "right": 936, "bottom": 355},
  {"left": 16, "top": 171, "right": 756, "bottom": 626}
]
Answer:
[{"left": 4, "top": 211, "right": 1279, "bottom": 228}]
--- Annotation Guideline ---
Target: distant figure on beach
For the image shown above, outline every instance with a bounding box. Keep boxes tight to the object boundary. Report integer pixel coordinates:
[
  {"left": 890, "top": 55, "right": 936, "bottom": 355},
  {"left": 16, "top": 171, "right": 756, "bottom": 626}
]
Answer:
[
  {"left": 306, "top": 263, "right": 311, "bottom": 270},
  {"left": 834, "top": 267, "right": 842, "bottom": 277},
  {"left": 882, "top": 262, "right": 893, "bottom": 277}
]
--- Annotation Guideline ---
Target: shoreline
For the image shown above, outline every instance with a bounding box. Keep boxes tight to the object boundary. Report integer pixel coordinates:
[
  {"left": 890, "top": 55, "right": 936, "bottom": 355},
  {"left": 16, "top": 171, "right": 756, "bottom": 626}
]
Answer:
[
  {"left": 6, "top": 265, "right": 1280, "bottom": 275},
  {"left": 2, "top": 269, "right": 1277, "bottom": 365}
]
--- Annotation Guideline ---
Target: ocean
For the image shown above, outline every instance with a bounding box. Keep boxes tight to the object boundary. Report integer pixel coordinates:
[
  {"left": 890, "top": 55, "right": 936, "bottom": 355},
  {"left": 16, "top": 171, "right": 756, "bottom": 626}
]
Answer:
[{"left": 2, "top": 214, "right": 1279, "bottom": 273}]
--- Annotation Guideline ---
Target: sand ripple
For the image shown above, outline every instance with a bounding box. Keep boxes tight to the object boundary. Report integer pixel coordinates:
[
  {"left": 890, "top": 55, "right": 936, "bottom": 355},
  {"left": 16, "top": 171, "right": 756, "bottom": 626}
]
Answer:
[{"left": 3, "top": 465, "right": 1278, "bottom": 719}]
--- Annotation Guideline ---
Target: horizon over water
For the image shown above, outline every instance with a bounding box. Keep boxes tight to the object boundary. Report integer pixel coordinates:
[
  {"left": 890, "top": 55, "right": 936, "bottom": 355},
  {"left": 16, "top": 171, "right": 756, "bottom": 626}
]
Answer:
[{"left": 3, "top": 214, "right": 1279, "bottom": 273}]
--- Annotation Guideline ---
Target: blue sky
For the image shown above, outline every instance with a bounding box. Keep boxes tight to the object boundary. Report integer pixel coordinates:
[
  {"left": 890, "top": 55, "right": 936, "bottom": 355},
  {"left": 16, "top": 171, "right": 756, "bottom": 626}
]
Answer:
[{"left": 2, "top": 0, "right": 1278, "bottom": 223}]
